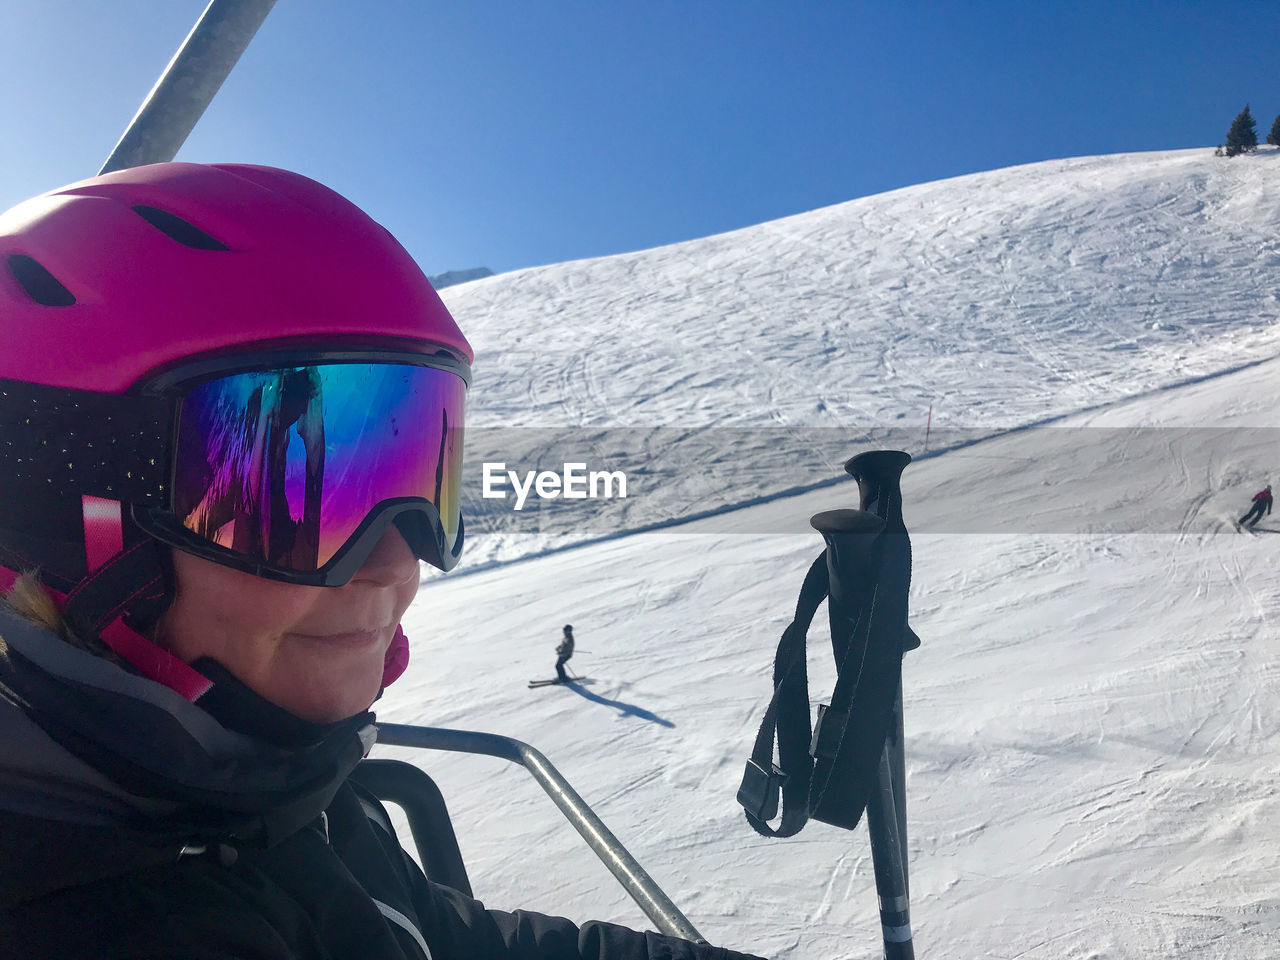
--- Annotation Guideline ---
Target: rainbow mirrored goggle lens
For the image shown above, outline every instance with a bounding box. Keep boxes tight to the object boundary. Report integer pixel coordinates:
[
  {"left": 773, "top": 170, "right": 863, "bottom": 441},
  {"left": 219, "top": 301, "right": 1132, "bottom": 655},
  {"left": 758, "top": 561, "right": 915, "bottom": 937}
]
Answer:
[{"left": 149, "top": 361, "right": 466, "bottom": 584}]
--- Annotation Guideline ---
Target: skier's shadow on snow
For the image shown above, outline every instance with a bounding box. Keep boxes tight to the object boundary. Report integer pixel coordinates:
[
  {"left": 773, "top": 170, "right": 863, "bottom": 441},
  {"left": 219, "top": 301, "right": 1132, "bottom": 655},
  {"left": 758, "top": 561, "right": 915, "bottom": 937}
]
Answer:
[{"left": 562, "top": 682, "right": 675, "bottom": 728}]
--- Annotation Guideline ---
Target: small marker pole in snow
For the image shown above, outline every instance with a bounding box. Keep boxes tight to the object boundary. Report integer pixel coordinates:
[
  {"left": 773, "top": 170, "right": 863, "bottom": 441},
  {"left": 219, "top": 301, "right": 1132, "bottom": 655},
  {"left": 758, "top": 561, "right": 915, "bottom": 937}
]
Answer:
[{"left": 923, "top": 404, "right": 932, "bottom": 453}]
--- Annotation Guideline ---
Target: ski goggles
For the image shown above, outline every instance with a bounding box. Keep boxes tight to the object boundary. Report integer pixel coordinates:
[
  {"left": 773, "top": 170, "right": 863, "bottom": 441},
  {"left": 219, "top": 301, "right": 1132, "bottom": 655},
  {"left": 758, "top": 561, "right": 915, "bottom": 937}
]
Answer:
[{"left": 133, "top": 350, "right": 469, "bottom": 586}]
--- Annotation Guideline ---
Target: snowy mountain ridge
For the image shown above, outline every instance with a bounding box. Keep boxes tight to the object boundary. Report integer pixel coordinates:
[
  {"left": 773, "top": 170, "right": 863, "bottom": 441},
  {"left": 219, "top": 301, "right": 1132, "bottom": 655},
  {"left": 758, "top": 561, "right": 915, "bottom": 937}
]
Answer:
[{"left": 428, "top": 266, "right": 495, "bottom": 289}]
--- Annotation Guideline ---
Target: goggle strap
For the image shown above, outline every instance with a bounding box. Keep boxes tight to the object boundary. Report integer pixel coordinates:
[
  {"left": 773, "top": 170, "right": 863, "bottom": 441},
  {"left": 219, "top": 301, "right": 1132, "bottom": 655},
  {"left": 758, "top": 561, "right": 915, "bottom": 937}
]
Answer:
[
  {"left": 0, "top": 565, "right": 20, "bottom": 595},
  {"left": 82, "top": 496, "right": 124, "bottom": 573},
  {"left": 62, "top": 538, "right": 155, "bottom": 632},
  {"left": 99, "top": 618, "right": 212, "bottom": 702},
  {"left": 61, "top": 532, "right": 211, "bottom": 701}
]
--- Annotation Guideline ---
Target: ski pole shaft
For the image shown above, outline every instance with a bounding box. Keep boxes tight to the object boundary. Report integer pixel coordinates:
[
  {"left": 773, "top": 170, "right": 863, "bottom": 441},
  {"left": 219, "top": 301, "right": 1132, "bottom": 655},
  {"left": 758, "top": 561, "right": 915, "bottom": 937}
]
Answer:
[
  {"left": 889, "top": 685, "right": 909, "bottom": 902},
  {"left": 867, "top": 746, "right": 914, "bottom": 959}
]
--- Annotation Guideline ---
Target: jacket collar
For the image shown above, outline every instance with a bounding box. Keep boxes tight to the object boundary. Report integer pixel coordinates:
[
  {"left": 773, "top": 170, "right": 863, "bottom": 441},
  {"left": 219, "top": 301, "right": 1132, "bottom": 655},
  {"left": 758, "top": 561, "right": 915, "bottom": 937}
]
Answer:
[{"left": 0, "top": 606, "right": 376, "bottom": 904}]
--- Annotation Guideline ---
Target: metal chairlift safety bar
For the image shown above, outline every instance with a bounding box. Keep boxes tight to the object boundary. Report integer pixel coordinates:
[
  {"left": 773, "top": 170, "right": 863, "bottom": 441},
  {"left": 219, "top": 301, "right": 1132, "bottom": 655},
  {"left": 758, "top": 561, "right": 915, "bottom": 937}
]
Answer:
[{"left": 375, "top": 722, "right": 706, "bottom": 945}]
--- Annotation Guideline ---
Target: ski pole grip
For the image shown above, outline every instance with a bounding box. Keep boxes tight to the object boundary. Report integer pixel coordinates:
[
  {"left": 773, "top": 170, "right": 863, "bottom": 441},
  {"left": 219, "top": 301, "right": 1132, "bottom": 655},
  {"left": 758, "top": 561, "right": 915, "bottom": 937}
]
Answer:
[
  {"left": 844, "top": 450, "right": 912, "bottom": 528},
  {"left": 809, "top": 509, "right": 884, "bottom": 661},
  {"left": 844, "top": 450, "right": 920, "bottom": 652},
  {"left": 809, "top": 509, "right": 885, "bottom": 588},
  {"left": 802, "top": 508, "right": 904, "bottom": 832}
]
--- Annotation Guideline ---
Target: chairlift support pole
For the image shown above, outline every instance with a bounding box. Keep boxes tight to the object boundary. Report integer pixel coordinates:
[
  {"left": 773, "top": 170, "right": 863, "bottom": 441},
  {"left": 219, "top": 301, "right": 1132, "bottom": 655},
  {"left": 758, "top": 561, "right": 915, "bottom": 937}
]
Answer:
[{"left": 99, "top": 0, "right": 277, "bottom": 174}]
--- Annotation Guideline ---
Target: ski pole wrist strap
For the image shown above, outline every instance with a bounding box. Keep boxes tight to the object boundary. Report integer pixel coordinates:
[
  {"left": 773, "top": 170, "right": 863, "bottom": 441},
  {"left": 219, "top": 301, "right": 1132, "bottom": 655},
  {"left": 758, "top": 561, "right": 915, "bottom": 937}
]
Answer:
[
  {"left": 738, "top": 554, "right": 827, "bottom": 837},
  {"left": 738, "top": 512, "right": 910, "bottom": 838}
]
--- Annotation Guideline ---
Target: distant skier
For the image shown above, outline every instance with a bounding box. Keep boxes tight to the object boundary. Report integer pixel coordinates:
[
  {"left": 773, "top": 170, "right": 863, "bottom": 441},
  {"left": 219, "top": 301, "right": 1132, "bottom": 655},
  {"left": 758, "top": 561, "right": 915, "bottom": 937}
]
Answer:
[
  {"left": 555, "top": 624, "right": 575, "bottom": 681},
  {"left": 1239, "top": 484, "right": 1273, "bottom": 528}
]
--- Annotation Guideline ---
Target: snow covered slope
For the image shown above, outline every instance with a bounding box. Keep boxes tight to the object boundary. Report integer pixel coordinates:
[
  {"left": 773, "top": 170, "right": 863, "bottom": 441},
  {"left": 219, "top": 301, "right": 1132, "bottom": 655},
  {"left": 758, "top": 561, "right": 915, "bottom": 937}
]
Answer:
[
  {"left": 442, "top": 147, "right": 1280, "bottom": 565},
  {"left": 377, "top": 148, "right": 1280, "bottom": 959},
  {"left": 448, "top": 147, "right": 1280, "bottom": 430}
]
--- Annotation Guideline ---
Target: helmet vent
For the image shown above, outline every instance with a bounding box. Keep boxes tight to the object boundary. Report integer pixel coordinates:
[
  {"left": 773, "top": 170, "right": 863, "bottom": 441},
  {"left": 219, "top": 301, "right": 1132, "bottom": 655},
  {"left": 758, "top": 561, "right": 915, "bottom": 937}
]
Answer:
[
  {"left": 133, "top": 205, "right": 228, "bottom": 251},
  {"left": 7, "top": 255, "right": 75, "bottom": 306}
]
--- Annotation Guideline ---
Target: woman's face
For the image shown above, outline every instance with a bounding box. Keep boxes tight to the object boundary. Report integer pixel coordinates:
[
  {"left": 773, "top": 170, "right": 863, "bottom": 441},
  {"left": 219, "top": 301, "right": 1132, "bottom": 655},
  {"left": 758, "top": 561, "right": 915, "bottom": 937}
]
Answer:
[{"left": 157, "top": 526, "right": 420, "bottom": 723}]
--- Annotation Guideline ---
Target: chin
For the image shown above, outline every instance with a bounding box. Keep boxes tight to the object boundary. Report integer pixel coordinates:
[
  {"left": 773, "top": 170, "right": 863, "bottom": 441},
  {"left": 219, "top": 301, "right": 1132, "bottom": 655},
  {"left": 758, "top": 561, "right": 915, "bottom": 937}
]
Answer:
[
  {"left": 291, "top": 694, "right": 378, "bottom": 725},
  {"left": 273, "top": 636, "right": 391, "bottom": 723},
  {"left": 279, "top": 670, "right": 383, "bottom": 725}
]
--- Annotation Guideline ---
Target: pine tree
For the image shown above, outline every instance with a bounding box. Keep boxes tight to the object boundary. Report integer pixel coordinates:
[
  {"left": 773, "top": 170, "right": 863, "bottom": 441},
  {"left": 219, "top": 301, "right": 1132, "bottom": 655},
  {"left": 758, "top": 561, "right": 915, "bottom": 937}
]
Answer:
[
  {"left": 1224, "top": 104, "right": 1258, "bottom": 157},
  {"left": 1268, "top": 114, "right": 1280, "bottom": 147}
]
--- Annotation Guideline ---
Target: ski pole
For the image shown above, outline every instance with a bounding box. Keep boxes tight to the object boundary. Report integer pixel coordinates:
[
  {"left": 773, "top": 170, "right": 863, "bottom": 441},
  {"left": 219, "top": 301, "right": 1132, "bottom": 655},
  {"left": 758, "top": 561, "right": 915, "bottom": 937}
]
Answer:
[
  {"left": 845, "top": 450, "right": 916, "bottom": 958},
  {"left": 807, "top": 501, "right": 913, "bottom": 957}
]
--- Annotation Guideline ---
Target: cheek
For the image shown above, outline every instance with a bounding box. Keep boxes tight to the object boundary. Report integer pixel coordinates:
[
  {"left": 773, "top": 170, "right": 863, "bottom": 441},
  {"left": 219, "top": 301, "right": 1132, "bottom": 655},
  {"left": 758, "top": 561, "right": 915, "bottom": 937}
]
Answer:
[
  {"left": 395, "top": 577, "right": 421, "bottom": 619},
  {"left": 163, "top": 552, "right": 323, "bottom": 657},
  {"left": 200, "top": 571, "right": 311, "bottom": 630},
  {"left": 227, "top": 580, "right": 318, "bottom": 635}
]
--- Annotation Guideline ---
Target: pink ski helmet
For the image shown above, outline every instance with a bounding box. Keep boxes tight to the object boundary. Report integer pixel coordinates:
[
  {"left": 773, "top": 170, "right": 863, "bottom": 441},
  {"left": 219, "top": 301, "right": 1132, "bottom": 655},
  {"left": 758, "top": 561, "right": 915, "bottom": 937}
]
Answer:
[
  {"left": 0, "top": 163, "right": 473, "bottom": 694},
  {"left": 0, "top": 162, "right": 471, "bottom": 391}
]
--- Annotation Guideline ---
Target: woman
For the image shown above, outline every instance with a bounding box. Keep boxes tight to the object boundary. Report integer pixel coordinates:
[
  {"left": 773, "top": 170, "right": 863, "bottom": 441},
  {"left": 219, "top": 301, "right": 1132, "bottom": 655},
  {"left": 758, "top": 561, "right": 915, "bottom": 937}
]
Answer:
[{"left": 0, "top": 163, "right": 763, "bottom": 959}]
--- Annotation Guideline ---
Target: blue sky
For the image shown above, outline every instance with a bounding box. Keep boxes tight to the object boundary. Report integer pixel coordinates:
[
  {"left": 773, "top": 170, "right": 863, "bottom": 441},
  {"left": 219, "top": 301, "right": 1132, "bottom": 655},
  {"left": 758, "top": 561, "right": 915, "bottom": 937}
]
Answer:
[{"left": 2, "top": 1, "right": 1277, "bottom": 276}]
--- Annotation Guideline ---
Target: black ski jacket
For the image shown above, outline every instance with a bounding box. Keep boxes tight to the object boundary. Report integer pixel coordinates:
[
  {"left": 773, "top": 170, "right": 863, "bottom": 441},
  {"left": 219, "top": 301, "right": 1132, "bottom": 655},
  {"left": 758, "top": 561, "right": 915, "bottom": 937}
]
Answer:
[{"left": 0, "top": 607, "right": 764, "bottom": 960}]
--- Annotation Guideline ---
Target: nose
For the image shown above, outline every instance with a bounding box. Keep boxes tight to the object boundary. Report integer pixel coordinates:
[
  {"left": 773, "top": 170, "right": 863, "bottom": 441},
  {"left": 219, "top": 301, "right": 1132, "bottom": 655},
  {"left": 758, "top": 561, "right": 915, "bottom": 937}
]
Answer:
[{"left": 351, "top": 525, "right": 419, "bottom": 588}]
